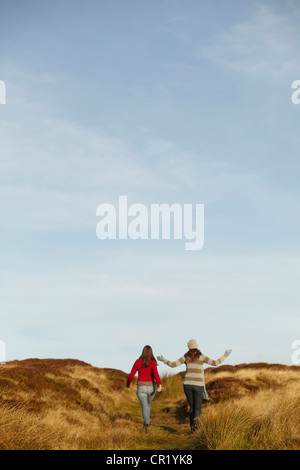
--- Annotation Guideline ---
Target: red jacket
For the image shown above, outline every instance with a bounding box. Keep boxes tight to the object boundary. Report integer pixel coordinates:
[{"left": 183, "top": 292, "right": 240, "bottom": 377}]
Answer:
[{"left": 127, "top": 358, "right": 162, "bottom": 387}]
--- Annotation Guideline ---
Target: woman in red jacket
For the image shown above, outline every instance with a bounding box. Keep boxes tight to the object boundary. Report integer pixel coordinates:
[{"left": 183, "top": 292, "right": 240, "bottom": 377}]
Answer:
[{"left": 126, "top": 345, "right": 162, "bottom": 433}]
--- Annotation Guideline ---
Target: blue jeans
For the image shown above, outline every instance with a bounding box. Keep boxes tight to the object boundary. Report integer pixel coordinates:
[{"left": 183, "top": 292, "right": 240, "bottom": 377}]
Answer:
[
  {"left": 183, "top": 385, "right": 204, "bottom": 427},
  {"left": 136, "top": 385, "right": 156, "bottom": 425}
]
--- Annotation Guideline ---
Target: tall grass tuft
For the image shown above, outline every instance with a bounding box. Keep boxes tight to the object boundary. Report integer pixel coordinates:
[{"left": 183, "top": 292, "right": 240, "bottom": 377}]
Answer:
[
  {"left": 194, "top": 390, "right": 300, "bottom": 450},
  {"left": 0, "top": 402, "right": 55, "bottom": 450}
]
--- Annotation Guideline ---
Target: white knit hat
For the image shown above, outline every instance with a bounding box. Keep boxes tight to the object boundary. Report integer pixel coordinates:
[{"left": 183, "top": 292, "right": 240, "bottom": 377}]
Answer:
[{"left": 188, "top": 339, "right": 198, "bottom": 350}]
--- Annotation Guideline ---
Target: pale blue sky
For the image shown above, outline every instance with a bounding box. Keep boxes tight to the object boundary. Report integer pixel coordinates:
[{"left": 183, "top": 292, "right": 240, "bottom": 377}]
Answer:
[{"left": 0, "top": 0, "right": 299, "bottom": 372}]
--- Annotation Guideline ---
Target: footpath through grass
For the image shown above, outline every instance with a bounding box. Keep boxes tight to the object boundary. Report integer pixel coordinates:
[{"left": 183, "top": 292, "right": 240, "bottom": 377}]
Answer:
[{"left": 123, "top": 378, "right": 202, "bottom": 451}]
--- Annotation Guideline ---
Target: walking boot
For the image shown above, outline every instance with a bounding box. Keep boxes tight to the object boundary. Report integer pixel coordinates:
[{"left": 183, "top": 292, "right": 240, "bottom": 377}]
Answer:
[
  {"left": 193, "top": 418, "right": 199, "bottom": 432},
  {"left": 144, "top": 423, "right": 151, "bottom": 434}
]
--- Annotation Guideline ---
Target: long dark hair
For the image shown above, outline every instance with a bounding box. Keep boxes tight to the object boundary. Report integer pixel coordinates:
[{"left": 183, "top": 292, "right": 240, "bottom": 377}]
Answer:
[
  {"left": 139, "top": 345, "right": 157, "bottom": 368},
  {"left": 185, "top": 348, "right": 202, "bottom": 362}
]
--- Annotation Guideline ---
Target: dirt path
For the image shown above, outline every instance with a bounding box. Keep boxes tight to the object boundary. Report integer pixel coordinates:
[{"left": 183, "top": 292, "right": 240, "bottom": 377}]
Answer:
[{"left": 127, "top": 396, "right": 200, "bottom": 450}]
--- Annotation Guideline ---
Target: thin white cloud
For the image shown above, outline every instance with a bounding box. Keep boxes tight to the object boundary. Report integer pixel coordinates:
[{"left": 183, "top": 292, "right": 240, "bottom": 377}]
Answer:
[
  {"left": 200, "top": 4, "right": 300, "bottom": 78},
  {"left": 1, "top": 112, "right": 298, "bottom": 235},
  {"left": 0, "top": 118, "right": 164, "bottom": 192}
]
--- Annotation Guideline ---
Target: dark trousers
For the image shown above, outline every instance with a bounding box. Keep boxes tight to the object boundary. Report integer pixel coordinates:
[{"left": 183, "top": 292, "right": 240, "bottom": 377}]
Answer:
[{"left": 183, "top": 385, "right": 204, "bottom": 427}]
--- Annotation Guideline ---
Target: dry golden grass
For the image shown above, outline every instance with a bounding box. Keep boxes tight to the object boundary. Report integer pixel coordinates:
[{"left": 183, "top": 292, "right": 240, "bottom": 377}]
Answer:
[
  {"left": 194, "top": 386, "right": 300, "bottom": 450},
  {"left": 0, "top": 402, "right": 55, "bottom": 450},
  {"left": 0, "top": 359, "right": 299, "bottom": 450}
]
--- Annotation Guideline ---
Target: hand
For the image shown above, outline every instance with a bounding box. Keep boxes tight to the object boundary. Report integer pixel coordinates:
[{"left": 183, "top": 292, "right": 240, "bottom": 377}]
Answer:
[
  {"left": 157, "top": 385, "right": 162, "bottom": 392},
  {"left": 224, "top": 349, "right": 232, "bottom": 357},
  {"left": 157, "top": 355, "right": 165, "bottom": 362}
]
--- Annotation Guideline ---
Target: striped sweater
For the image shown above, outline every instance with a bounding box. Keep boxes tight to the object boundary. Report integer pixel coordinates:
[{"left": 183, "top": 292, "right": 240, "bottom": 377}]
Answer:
[{"left": 163, "top": 353, "right": 226, "bottom": 387}]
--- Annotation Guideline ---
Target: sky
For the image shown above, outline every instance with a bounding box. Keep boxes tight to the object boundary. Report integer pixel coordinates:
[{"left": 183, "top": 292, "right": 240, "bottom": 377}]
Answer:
[{"left": 0, "top": 0, "right": 299, "bottom": 373}]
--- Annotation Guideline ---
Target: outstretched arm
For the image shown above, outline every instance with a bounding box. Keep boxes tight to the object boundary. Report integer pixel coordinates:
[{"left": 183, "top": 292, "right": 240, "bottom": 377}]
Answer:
[
  {"left": 202, "top": 349, "right": 232, "bottom": 367},
  {"left": 157, "top": 355, "right": 186, "bottom": 368}
]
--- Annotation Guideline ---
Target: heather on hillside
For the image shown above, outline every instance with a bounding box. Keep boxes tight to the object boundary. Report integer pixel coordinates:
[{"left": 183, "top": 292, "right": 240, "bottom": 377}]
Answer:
[{"left": 0, "top": 359, "right": 299, "bottom": 450}]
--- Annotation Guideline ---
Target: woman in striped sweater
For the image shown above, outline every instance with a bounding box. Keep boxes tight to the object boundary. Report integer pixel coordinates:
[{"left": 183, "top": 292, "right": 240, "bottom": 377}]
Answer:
[{"left": 157, "top": 339, "right": 232, "bottom": 433}]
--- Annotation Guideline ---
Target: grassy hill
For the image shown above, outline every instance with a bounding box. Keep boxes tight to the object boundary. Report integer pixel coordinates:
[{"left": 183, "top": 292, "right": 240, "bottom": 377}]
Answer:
[{"left": 0, "top": 359, "right": 299, "bottom": 450}]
